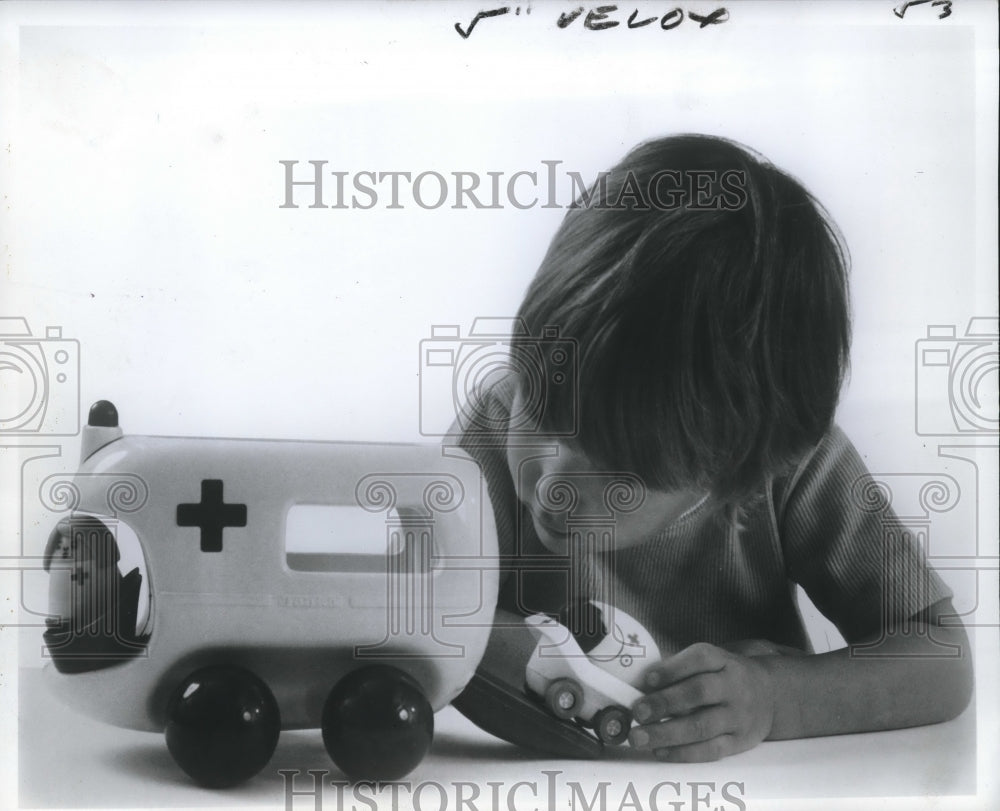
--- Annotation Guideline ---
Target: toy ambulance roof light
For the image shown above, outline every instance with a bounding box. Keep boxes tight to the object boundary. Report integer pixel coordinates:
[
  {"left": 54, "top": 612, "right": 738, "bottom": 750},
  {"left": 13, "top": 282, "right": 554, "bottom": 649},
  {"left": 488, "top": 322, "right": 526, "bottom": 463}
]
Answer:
[
  {"left": 89, "top": 400, "right": 119, "bottom": 427},
  {"left": 81, "top": 400, "right": 123, "bottom": 462}
]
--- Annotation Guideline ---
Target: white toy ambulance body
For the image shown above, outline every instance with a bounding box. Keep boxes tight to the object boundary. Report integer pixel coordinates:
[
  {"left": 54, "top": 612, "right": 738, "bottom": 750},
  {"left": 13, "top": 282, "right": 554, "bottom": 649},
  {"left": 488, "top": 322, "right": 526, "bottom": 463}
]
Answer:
[{"left": 41, "top": 401, "right": 498, "bottom": 784}]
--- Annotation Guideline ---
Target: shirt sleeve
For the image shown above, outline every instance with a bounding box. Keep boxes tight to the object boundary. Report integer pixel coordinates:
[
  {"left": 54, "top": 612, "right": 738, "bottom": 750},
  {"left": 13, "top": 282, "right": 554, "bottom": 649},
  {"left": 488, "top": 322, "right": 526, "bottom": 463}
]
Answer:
[{"left": 776, "top": 426, "right": 953, "bottom": 643}]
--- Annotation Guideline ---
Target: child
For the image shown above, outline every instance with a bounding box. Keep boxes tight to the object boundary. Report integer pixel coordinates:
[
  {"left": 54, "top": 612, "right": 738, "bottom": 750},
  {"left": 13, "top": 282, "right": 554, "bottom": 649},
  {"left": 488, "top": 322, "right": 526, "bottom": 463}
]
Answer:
[{"left": 452, "top": 134, "right": 973, "bottom": 762}]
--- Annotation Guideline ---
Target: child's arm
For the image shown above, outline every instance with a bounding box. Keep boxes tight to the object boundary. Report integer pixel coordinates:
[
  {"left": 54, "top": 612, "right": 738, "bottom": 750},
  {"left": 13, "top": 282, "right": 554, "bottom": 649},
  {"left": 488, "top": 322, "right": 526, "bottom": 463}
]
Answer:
[{"left": 628, "top": 598, "right": 973, "bottom": 762}]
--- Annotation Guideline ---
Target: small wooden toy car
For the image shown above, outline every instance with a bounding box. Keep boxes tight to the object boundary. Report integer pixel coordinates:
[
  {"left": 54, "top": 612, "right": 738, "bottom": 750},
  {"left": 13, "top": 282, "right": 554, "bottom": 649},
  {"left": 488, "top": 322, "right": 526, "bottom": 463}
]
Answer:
[
  {"left": 40, "top": 401, "right": 498, "bottom": 787},
  {"left": 524, "top": 601, "right": 660, "bottom": 745}
]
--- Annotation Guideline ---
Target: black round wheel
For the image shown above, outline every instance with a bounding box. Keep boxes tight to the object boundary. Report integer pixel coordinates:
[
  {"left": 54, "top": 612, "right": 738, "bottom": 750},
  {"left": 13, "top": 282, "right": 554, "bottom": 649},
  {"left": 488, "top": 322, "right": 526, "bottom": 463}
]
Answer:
[
  {"left": 321, "top": 665, "right": 434, "bottom": 781},
  {"left": 593, "top": 705, "right": 632, "bottom": 745},
  {"left": 544, "top": 678, "right": 583, "bottom": 720},
  {"left": 164, "top": 665, "right": 280, "bottom": 788}
]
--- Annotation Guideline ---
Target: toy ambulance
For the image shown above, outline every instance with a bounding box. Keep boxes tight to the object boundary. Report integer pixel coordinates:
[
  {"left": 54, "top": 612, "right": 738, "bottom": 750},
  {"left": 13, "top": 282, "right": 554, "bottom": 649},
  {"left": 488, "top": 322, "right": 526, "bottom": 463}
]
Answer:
[
  {"left": 524, "top": 601, "right": 660, "bottom": 745},
  {"left": 41, "top": 401, "right": 498, "bottom": 786}
]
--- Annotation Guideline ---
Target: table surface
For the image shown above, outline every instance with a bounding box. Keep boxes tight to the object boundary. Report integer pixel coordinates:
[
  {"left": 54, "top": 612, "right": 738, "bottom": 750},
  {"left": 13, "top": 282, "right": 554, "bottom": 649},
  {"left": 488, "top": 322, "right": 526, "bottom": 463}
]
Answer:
[{"left": 17, "top": 665, "right": 980, "bottom": 810}]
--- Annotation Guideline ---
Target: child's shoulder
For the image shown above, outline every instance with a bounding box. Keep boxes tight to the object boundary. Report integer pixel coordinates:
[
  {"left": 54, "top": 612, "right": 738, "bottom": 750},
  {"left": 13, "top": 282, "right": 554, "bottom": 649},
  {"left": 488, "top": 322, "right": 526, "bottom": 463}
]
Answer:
[{"left": 771, "top": 424, "right": 870, "bottom": 516}]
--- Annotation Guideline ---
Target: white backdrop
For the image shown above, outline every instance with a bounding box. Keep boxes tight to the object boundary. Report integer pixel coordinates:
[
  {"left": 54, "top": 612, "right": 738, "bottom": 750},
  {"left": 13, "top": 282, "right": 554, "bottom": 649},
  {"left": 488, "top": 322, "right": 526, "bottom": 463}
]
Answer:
[
  {"left": 1, "top": 2, "right": 997, "bottom": 810},
  {"left": 4, "top": 5, "right": 991, "bottom": 450}
]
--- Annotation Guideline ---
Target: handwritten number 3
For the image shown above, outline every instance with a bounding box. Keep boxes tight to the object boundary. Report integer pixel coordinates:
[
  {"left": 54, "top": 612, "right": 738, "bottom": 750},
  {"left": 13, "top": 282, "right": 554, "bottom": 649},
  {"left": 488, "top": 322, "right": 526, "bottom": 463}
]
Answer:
[{"left": 933, "top": 0, "right": 953, "bottom": 19}]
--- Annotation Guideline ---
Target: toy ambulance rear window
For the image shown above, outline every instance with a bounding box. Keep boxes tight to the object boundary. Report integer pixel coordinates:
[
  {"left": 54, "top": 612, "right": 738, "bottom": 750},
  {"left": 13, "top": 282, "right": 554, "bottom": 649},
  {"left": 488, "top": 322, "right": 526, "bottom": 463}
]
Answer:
[
  {"left": 284, "top": 505, "right": 435, "bottom": 573},
  {"left": 42, "top": 515, "right": 152, "bottom": 673}
]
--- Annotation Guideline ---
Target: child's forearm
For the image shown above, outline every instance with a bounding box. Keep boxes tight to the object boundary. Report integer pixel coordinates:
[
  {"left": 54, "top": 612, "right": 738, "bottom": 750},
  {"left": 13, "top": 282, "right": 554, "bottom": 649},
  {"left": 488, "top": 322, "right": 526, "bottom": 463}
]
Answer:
[
  {"left": 630, "top": 606, "right": 974, "bottom": 761},
  {"left": 761, "top": 620, "right": 974, "bottom": 740}
]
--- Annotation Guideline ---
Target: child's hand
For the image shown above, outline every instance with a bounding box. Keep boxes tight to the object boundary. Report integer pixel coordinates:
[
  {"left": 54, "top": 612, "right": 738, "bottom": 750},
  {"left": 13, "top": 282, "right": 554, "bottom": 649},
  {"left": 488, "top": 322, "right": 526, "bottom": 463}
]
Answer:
[{"left": 628, "top": 643, "right": 778, "bottom": 762}]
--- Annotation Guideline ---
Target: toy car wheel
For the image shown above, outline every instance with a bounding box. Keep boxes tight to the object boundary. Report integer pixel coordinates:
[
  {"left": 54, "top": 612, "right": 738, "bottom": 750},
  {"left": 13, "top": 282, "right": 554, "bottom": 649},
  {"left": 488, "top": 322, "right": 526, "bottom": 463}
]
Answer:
[
  {"left": 593, "top": 705, "right": 632, "bottom": 745},
  {"left": 164, "top": 665, "right": 281, "bottom": 788},
  {"left": 322, "top": 664, "right": 434, "bottom": 782},
  {"left": 544, "top": 678, "right": 583, "bottom": 720}
]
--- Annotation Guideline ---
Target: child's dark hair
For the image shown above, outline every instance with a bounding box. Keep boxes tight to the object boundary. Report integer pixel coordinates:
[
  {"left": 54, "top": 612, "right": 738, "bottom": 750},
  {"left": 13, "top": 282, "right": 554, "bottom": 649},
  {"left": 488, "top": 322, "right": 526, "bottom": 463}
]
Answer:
[{"left": 512, "top": 134, "right": 851, "bottom": 508}]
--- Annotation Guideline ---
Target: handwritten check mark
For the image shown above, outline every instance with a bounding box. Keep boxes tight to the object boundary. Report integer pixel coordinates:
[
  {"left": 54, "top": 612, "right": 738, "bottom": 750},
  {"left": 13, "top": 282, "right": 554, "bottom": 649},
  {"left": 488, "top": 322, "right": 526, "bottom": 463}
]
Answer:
[{"left": 455, "top": 7, "right": 511, "bottom": 39}]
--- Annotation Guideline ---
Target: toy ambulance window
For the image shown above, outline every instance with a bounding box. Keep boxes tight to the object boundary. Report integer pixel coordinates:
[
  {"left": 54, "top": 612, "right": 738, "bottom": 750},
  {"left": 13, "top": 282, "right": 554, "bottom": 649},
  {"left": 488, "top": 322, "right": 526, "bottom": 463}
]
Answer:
[
  {"left": 112, "top": 518, "right": 153, "bottom": 636},
  {"left": 284, "top": 505, "right": 435, "bottom": 573},
  {"left": 43, "top": 515, "right": 153, "bottom": 645}
]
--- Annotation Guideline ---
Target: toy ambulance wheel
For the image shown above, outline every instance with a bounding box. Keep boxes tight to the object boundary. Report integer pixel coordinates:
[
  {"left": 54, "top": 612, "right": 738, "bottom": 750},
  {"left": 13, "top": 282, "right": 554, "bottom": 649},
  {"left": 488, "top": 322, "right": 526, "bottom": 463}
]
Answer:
[
  {"left": 544, "top": 678, "right": 583, "bottom": 720},
  {"left": 593, "top": 705, "right": 632, "bottom": 745},
  {"left": 321, "top": 665, "right": 434, "bottom": 781},
  {"left": 164, "top": 665, "right": 281, "bottom": 788}
]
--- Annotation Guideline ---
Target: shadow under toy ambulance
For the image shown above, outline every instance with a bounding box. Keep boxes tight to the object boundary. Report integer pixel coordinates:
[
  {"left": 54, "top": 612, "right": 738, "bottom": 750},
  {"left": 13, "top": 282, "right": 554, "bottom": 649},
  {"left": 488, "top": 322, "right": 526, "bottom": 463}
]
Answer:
[{"left": 41, "top": 401, "right": 498, "bottom": 786}]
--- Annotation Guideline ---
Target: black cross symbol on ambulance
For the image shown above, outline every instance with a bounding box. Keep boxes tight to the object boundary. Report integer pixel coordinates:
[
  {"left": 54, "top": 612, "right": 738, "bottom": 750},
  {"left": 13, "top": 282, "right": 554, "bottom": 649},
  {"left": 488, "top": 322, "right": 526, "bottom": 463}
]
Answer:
[{"left": 176, "top": 479, "right": 247, "bottom": 552}]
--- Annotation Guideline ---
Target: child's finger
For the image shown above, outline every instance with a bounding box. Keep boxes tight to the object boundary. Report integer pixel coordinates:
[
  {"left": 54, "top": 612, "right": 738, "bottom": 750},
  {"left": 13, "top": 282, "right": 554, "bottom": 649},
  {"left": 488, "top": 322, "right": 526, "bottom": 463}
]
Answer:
[
  {"left": 633, "top": 671, "right": 726, "bottom": 721},
  {"left": 642, "top": 642, "right": 728, "bottom": 690},
  {"left": 650, "top": 733, "right": 738, "bottom": 763},
  {"left": 629, "top": 705, "right": 732, "bottom": 750}
]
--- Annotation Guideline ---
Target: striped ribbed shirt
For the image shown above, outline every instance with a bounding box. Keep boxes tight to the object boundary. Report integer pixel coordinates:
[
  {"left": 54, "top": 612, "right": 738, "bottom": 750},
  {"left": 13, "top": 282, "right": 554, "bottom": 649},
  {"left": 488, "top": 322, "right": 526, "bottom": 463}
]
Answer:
[{"left": 456, "top": 378, "right": 952, "bottom": 655}]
